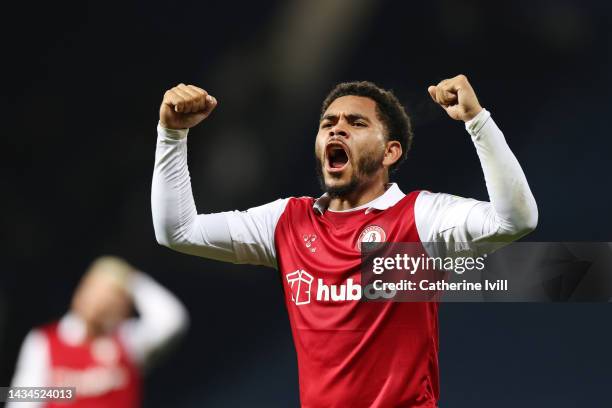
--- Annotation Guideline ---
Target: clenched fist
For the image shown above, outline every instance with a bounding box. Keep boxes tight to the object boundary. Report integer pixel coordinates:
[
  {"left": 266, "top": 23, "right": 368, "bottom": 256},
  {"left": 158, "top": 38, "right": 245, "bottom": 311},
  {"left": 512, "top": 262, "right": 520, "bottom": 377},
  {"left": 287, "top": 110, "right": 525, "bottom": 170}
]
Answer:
[
  {"left": 427, "top": 75, "right": 482, "bottom": 122},
  {"left": 159, "top": 84, "right": 218, "bottom": 130}
]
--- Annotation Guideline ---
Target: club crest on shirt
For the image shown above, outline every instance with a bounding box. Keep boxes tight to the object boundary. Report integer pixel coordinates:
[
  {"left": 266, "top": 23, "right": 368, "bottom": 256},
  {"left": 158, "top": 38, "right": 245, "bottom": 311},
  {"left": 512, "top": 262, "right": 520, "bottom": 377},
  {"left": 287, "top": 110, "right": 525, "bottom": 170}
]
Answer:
[{"left": 357, "top": 225, "right": 386, "bottom": 251}]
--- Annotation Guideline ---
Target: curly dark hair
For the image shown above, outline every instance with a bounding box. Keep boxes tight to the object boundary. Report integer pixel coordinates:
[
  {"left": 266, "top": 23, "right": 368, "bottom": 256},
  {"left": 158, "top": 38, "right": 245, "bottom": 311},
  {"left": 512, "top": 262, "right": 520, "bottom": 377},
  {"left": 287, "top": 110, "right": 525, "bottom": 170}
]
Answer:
[{"left": 320, "top": 81, "right": 413, "bottom": 173}]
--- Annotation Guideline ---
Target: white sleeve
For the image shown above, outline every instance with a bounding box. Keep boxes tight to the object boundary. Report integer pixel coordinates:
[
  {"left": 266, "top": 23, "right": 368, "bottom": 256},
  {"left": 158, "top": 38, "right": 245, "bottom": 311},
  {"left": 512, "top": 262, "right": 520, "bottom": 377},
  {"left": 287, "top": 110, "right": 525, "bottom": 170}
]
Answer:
[
  {"left": 7, "top": 330, "right": 49, "bottom": 408},
  {"left": 151, "top": 124, "right": 289, "bottom": 268},
  {"left": 415, "top": 109, "right": 538, "bottom": 256},
  {"left": 118, "top": 272, "right": 189, "bottom": 367}
]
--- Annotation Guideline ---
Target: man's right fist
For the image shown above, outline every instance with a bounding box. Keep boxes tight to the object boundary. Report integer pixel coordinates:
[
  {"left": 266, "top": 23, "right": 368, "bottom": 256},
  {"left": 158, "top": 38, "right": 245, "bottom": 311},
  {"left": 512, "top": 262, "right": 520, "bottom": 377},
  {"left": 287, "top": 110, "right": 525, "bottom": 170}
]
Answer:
[{"left": 159, "top": 84, "right": 217, "bottom": 130}]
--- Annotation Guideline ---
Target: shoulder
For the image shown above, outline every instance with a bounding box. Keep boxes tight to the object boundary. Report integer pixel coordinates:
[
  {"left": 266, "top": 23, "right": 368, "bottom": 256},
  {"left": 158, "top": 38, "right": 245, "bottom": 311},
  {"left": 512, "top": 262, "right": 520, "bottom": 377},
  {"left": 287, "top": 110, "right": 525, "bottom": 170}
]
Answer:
[
  {"left": 16, "top": 327, "right": 49, "bottom": 357},
  {"left": 36, "top": 321, "right": 59, "bottom": 338},
  {"left": 402, "top": 189, "right": 425, "bottom": 203},
  {"left": 415, "top": 190, "right": 479, "bottom": 211},
  {"left": 414, "top": 191, "right": 482, "bottom": 239},
  {"left": 229, "top": 197, "right": 297, "bottom": 220},
  {"left": 287, "top": 196, "right": 315, "bottom": 206},
  {"left": 276, "top": 196, "right": 315, "bottom": 218}
]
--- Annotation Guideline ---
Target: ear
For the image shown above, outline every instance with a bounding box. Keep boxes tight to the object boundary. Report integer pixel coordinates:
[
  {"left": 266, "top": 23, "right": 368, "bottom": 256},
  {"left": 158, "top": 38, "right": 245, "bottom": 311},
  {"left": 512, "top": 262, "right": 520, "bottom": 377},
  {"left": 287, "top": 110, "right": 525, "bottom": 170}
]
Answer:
[{"left": 382, "top": 140, "right": 403, "bottom": 169}]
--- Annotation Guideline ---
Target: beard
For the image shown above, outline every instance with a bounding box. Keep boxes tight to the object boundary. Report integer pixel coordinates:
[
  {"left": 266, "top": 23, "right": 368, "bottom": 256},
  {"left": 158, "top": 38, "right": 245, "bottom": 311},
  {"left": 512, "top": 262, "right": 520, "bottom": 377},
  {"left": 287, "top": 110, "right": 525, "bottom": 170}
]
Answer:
[{"left": 315, "top": 149, "right": 384, "bottom": 198}]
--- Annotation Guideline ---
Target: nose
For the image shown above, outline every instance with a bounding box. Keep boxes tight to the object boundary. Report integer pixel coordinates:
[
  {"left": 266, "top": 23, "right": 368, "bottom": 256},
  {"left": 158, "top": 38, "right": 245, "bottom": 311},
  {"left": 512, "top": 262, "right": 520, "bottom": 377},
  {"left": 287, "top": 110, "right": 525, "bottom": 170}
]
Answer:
[{"left": 329, "top": 120, "right": 349, "bottom": 139}]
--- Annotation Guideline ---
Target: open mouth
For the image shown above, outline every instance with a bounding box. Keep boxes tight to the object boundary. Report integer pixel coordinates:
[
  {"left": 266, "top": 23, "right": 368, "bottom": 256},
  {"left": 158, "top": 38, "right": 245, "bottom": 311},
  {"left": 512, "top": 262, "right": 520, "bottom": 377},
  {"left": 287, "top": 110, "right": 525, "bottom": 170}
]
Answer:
[{"left": 325, "top": 143, "right": 350, "bottom": 172}]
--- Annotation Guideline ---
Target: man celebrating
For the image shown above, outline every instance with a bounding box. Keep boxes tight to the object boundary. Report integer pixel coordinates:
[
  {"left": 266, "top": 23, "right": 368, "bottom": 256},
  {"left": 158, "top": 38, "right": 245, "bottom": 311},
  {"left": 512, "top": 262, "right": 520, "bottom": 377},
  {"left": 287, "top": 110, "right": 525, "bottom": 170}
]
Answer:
[{"left": 151, "top": 75, "right": 537, "bottom": 407}]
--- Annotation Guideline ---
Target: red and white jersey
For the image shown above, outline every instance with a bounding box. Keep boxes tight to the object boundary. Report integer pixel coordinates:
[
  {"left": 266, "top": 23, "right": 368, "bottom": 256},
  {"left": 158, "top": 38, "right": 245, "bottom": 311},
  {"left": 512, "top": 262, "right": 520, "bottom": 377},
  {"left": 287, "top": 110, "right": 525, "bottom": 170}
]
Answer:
[
  {"left": 152, "top": 108, "right": 538, "bottom": 407},
  {"left": 41, "top": 321, "right": 141, "bottom": 408},
  {"left": 276, "top": 192, "right": 438, "bottom": 407},
  {"left": 9, "top": 272, "right": 189, "bottom": 408}
]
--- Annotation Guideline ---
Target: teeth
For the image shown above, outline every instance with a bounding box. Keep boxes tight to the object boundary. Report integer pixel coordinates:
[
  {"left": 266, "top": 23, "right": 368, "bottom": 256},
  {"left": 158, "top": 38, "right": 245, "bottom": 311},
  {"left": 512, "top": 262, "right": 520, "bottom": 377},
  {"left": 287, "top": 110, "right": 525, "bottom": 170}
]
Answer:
[{"left": 327, "top": 145, "right": 345, "bottom": 156}]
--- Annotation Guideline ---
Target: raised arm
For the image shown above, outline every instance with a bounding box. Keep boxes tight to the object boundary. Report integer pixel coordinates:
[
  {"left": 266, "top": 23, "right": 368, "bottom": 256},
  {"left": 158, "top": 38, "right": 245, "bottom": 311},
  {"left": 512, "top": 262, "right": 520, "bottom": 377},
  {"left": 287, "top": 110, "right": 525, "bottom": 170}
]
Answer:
[
  {"left": 118, "top": 271, "right": 189, "bottom": 368},
  {"left": 416, "top": 75, "right": 538, "bottom": 254},
  {"left": 151, "top": 84, "right": 288, "bottom": 267}
]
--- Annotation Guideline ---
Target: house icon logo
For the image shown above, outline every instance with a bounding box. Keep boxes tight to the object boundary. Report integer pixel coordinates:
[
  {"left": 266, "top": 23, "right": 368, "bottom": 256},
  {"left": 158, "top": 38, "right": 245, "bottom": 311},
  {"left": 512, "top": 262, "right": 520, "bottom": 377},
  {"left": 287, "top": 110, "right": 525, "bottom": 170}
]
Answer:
[{"left": 286, "top": 270, "right": 314, "bottom": 306}]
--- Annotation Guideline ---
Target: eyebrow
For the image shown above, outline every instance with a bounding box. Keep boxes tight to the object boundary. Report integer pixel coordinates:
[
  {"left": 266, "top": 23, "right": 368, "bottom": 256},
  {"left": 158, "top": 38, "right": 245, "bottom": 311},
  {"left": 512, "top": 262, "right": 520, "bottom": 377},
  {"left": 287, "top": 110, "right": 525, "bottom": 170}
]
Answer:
[{"left": 320, "top": 113, "right": 371, "bottom": 124}]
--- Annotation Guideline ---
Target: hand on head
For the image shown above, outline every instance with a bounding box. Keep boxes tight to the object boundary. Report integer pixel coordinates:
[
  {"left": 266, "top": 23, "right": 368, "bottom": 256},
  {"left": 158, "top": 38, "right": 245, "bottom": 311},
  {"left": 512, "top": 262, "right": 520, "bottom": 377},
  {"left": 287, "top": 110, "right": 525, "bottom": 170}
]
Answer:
[{"left": 71, "top": 256, "right": 134, "bottom": 337}]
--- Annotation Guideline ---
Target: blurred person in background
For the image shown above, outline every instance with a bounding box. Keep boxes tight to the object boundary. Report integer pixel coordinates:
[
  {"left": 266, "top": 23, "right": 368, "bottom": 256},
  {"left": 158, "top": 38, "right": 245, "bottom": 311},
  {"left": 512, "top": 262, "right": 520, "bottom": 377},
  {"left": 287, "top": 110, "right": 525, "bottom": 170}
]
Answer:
[
  {"left": 152, "top": 76, "right": 537, "bottom": 407},
  {"left": 7, "top": 256, "right": 189, "bottom": 408}
]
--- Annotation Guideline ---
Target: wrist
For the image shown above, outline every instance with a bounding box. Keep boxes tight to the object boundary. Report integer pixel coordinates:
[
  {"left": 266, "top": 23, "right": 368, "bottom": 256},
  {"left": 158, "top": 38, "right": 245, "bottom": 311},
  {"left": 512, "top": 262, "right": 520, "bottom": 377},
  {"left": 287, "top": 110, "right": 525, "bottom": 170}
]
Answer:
[
  {"left": 159, "top": 119, "right": 186, "bottom": 131},
  {"left": 465, "top": 108, "right": 491, "bottom": 137},
  {"left": 157, "top": 122, "right": 189, "bottom": 140},
  {"left": 463, "top": 105, "right": 483, "bottom": 122}
]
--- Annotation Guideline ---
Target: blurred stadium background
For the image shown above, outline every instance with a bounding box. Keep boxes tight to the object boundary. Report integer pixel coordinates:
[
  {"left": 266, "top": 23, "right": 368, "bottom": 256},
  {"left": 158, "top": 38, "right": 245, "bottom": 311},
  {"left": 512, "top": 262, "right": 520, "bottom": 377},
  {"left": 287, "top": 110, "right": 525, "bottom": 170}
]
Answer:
[{"left": 2, "top": 0, "right": 611, "bottom": 406}]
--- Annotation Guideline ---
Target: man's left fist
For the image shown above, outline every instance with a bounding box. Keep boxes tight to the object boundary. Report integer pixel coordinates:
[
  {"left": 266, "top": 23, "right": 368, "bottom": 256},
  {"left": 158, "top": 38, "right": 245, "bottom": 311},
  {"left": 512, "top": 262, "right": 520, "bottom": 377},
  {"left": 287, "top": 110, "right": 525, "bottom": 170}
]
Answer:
[{"left": 428, "top": 74, "right": 482, "bottom": 122}]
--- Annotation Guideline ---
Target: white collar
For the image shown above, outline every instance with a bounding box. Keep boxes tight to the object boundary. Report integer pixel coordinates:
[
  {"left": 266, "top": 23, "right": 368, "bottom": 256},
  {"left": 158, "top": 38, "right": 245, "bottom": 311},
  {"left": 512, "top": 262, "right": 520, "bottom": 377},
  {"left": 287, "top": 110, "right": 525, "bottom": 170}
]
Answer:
[
  {"left": 58, "top": 312, "right": 88, "bottom": 346},
  {"left": 313, "top": 183, "right": 406, "bottom": 215}
]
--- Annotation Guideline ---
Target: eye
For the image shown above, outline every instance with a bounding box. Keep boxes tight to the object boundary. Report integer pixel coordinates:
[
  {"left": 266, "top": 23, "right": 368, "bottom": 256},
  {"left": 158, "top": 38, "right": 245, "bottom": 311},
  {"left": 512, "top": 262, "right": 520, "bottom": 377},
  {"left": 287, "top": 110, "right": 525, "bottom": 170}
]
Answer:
[
  {"left": 354, "top": 121, "right": 367, "bottom": 127},
  {"left": 321, "top": 122, "right": 331, "bottom": 129}
]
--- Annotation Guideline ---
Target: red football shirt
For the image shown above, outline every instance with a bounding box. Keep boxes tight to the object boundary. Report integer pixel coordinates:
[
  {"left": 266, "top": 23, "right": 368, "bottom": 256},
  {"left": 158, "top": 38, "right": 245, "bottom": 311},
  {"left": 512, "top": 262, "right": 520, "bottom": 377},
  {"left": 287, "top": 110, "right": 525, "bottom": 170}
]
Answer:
[
  {"left": 274, "top": 191, "right": 439, "bottom": 408},
  {"left": 41, "top": 322, "right": 141, "bottom": 408}
]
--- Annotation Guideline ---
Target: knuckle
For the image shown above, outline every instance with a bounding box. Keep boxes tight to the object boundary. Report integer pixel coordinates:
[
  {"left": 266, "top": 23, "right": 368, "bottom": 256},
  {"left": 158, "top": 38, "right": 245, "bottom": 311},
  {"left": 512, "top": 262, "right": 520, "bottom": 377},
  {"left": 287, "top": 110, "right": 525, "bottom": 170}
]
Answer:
[{"left": 195, "top": 88, "right": 207, "bottom": 97}]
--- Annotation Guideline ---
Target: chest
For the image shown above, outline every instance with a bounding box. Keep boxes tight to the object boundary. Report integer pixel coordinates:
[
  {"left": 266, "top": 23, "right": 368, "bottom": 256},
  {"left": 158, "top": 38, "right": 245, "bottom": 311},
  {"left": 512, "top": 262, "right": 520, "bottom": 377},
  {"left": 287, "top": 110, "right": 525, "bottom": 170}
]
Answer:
[{"left": 275, "top": 198, "right": 420, "bottom": 275}]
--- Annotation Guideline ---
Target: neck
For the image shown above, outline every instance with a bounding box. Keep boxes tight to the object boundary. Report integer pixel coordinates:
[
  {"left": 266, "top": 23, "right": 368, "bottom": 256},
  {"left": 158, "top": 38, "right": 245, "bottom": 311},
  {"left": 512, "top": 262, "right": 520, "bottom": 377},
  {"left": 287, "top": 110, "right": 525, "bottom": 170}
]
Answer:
[
  {"left": 328, "top": 176, "right": 387, "bottom": 211},
  {"left": 84, "top": 322, "right": 103, "bottom": 339},
  {"left": 74, "top": 313, "right": 106, "bottom": 340}
]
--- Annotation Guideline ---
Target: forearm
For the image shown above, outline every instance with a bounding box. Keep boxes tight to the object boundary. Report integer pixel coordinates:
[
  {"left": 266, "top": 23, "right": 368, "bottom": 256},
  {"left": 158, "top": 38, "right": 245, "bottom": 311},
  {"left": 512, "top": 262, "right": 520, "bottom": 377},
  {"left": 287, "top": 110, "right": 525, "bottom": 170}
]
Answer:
[
  {"left": 151, "top": 124, "right": 237, "bottom": 261},
  {"left": 151, "top": 125, "right": 197, "bottom": 247},
  {"left": 467, "top": 109, "right": 538, "bottom": 240},
  {"left": 119, "top": 272, "right": 189, "bottom": 364},
  {"left": 131, "top": 272, "right": 189, "bottom": 331}
]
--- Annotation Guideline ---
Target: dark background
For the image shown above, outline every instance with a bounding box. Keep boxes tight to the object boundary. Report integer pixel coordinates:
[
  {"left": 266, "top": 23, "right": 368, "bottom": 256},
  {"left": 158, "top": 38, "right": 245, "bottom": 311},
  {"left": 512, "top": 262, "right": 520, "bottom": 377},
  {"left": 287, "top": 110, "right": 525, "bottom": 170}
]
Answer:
[{"left": 2, "top": 0, "right": 611, "bottom": 406}]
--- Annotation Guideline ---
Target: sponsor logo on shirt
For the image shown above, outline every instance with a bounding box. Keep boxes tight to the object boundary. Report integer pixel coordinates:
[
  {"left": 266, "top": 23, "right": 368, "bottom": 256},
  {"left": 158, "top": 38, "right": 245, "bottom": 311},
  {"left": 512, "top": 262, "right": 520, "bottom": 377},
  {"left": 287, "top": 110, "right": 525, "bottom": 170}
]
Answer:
[
  {"left": 286, "top": 270, "right": 314, "bottom": 305},
  {"left": 286, "top": 271, "right": 394, "bottom": 306},
  {"left": 52, "top": 366, "right": 129, "bottom": 397}
]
